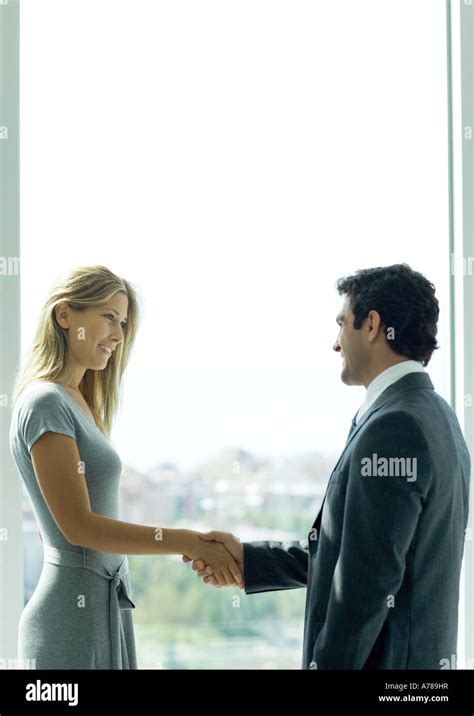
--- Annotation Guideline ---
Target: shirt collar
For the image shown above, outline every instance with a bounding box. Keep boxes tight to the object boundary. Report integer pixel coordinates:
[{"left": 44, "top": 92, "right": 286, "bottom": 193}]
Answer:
[{"left": 355, "top": 359, "right": 426, "bottom": 424}]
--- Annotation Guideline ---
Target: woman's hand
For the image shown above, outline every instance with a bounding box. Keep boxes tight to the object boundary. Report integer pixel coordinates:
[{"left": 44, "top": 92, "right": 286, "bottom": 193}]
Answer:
[{"left": 183, "top": 532, "right": 243, "bottom": 588}]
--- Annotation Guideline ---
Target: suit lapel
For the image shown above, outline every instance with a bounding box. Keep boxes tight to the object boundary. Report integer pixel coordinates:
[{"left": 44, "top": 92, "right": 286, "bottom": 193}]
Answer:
[
  {"left": 335, "top": 371, "right": 434, "bottom": 466},
  {"left": 310, "top": 372, "right": 435, "bottom": 532}
]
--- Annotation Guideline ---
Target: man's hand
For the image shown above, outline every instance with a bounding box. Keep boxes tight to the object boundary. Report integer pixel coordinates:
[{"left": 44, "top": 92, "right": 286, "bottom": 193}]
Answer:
[
  {"left": 182, "top": 531, "right": 243, "bottom": 587},
  {"left": 182, "top": 531, "right": 244, "bottom": 588}
]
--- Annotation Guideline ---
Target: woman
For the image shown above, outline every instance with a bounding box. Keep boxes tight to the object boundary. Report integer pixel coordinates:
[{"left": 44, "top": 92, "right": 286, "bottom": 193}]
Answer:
[{"left": 9, "top": 265, "right": 242, "bottom": 669}]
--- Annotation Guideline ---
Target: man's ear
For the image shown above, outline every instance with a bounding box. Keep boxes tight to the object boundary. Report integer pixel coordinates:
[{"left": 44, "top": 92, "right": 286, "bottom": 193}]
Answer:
[{"left": 366, "top": 309, "right": 383, "bottom": 343}]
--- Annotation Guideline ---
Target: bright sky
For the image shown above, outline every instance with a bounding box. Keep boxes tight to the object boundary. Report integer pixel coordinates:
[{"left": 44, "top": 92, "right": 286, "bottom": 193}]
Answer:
[{"left": 20, "top": 0, "right": 450, "bottom": 470}]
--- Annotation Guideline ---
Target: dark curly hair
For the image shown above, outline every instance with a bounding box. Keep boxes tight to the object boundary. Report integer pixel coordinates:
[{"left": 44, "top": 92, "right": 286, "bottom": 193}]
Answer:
[{"left": 336, "top": 264, "right": 439, "bottom": 367}]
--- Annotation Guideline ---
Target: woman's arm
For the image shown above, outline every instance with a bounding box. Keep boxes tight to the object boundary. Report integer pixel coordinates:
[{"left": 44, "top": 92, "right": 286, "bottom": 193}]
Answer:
[{"left": 31, "top": 431, "right": 242, "bottom": 587}]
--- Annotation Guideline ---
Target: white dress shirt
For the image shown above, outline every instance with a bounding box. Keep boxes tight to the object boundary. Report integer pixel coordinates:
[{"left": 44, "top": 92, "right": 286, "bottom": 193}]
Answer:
[{"left": 355, "top": 359, "right": 426, "bottom": 425}]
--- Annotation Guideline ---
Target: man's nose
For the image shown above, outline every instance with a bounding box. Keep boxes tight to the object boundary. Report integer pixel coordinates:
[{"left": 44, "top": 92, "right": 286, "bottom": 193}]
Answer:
[{"left": 333, "top": 341, "right": 341, "bottom": 353}]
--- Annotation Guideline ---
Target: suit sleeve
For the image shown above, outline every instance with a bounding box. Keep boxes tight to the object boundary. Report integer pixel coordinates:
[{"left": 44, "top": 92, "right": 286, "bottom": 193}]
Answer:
[
  {"left": 311, "top": 411, "right": 431, "bottom": 668},
  {"left": 243, "top": 539, "right": 309, "bottom": 593}
]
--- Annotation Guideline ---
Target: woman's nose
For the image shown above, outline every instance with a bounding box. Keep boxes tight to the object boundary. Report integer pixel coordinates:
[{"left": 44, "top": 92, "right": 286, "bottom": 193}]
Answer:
[{"left": 109, "top": 326, "right": 123, "bottom": 343}]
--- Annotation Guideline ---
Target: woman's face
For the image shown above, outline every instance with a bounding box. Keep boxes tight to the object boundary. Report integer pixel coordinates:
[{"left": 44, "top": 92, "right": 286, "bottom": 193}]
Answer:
[{"left": 55, "top": 291, "right": 129, "bottom": 374}]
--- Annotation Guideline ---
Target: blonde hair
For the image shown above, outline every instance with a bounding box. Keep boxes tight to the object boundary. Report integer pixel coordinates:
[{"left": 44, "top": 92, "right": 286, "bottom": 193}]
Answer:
[{"left": 12, "top": 265, "right": 140, "bottom": 435}]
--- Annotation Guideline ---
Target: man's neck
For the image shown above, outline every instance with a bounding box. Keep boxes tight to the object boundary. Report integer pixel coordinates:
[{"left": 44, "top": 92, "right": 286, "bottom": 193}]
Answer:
[{"left": 363, "top": 356, "right": 412, "bottom": 389}]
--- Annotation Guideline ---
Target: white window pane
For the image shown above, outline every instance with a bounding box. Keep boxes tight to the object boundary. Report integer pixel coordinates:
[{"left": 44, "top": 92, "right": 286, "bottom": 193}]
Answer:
[{"left": 20, "top": 0, "right": 450, "bottom": 668}]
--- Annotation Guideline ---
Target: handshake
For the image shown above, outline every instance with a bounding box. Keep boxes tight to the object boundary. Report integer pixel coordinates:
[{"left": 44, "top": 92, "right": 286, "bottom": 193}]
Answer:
[{"left": 182, "top": 531, "right": 244, "bottom": 589}]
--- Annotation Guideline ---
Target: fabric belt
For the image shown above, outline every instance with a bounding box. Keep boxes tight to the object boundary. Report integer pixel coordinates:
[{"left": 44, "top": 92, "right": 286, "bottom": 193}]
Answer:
[{"left": 43, "top": 546, "right": 135, "bottom": 669}]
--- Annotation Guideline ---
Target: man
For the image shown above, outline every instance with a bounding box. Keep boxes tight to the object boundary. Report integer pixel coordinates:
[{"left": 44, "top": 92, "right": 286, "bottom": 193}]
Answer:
[{"left": 186, "top": 264, "right": 470, "bottom": 669}]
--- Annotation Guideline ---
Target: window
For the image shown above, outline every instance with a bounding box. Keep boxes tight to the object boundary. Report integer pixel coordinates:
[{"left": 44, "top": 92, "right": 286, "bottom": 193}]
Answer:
[{"left": 4, "top": 0, "right": 467, "bottom": 669}]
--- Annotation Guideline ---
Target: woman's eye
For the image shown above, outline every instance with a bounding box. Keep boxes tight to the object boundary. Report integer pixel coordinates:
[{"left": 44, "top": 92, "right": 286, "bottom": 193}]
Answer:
[
  {"left": 104, "top": 314, "right": 118, "bottom": 322},
  {"left": 105, "top": 314, "right": 126, "bottom": 329}
]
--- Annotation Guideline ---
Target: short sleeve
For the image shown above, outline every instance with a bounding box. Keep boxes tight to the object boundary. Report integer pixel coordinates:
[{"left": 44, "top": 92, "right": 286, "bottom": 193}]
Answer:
[{"left": 18, "top": 388, "right": 76, "bottom": 452}]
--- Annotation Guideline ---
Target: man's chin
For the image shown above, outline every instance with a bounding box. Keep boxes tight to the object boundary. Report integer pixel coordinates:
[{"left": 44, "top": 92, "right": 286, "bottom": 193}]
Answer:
[{"left": 341, "top": 368, "right": 357, "bottom": 386}]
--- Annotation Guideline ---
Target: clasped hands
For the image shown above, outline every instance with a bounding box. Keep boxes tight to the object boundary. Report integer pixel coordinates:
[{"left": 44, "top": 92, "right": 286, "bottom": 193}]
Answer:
[{"left": 182, "top": 531, "right": 244, "bottom": 589}]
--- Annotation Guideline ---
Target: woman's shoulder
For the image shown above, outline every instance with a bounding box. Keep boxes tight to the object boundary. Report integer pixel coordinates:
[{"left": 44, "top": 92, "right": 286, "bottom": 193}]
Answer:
[
  {"left": 13, "top": 381, "right": 71, "bottom": 422},
  {"left": 16, "top": 380, "right": 65, "bottom": 406},
  {"left": 10, "top": 381, "right": 77, "bottom": 452}
]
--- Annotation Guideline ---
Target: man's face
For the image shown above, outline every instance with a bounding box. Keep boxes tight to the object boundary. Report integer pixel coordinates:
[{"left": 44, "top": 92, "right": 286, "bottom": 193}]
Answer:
[{"left": 333, "top": 295, "right": 367, "bottom": 386}]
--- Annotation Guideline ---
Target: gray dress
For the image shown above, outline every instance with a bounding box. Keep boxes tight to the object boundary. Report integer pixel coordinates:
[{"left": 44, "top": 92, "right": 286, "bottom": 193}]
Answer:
[{"left": 9, "top": 381, "right": 138, "bottom": 669}]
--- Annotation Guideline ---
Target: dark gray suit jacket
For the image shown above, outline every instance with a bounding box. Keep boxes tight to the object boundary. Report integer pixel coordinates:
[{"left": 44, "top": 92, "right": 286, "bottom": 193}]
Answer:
[{"left": 243, "top": 372, "right": 470, "bottom": 669}]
